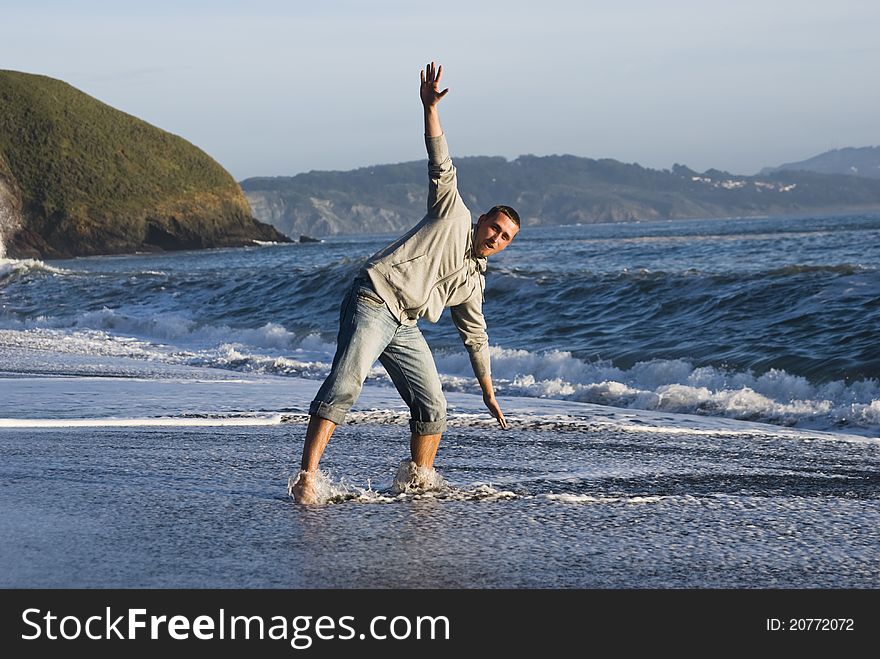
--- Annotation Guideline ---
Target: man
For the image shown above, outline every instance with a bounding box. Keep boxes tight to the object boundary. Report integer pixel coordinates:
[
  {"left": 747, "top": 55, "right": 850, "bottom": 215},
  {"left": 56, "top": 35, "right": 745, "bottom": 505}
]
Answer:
[{"left": 290, "top": 62, "right": 520, "bottom": 504}]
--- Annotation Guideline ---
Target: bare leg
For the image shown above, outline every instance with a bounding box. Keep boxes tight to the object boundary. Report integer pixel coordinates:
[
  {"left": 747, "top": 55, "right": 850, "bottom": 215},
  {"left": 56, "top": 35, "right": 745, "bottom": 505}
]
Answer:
[
  {"left": 290, "top": 415, "right": 337, "bottom": 504},
  {"left": 392, "top": 433, "right": 444, "bottom": 494},
  {"left": 301, "top": 415, "right": 336, "bottom": 471},
  {"left": 410, "top": 433, "right": 441, "bottom": 469}
]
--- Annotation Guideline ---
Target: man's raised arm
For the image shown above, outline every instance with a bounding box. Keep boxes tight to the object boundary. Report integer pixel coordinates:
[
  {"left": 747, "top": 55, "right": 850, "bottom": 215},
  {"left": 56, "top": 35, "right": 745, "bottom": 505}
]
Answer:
[
  {"left": 421, "top": 61, "right": 447, "bottom": 138},
  {"left": 421, "top": 62, "right": 462, "bottom": 218}
]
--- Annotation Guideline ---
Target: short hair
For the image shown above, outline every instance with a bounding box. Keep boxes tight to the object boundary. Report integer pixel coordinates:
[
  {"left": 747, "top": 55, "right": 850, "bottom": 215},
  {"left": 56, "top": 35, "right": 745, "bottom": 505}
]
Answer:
[{"left": 487, "top": 204, "right": 520, "bottom": 228}]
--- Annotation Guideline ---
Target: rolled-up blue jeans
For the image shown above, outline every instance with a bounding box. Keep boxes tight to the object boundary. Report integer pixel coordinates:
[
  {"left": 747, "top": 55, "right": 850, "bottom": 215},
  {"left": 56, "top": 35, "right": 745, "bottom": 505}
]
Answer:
[{"left": 309, "top": 277, "right": 447, "bottom": 435}]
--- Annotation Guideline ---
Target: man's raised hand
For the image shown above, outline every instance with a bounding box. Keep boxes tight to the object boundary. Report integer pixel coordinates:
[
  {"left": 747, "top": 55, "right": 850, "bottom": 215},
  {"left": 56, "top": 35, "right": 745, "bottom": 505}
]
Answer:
[{"left": 420, "top": 61, "right": 449, "bottom": 108}]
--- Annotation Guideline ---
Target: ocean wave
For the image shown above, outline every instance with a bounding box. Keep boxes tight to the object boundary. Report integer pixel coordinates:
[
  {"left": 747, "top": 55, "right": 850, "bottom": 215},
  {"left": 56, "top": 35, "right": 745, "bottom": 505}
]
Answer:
[
  {"left": 4, "top": 245, "right": 878, "bottom": 383},
  {"left": 3, "top": 306, "right": 324, "bottom": 354},
  {"left": 491, "top": 261, "right": 875, "bottom": 281},
  {"left": 2, "top": 323, "right": 876, "bottom": 436},
  {"left": 433, "top": 347, "right": 880, "bottom": 436},
  {"left": 765, "top": 263, "right": 875, "bottom": 277},
  {"left": 0, "top": 257, "right": 68, "bottom": 284},
  {"left": 0, "top": 326, "right": 183, "bottom": 361}
]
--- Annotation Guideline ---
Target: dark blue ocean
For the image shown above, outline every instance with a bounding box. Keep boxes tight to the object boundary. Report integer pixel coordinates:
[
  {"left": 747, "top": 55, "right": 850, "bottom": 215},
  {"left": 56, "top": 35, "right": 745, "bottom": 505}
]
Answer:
[
  {"left": 2, "top": 212, "right": 879, "bottom": 436},
  {"left": 2, "top": 213, "right": 880, "bottom": 589}
]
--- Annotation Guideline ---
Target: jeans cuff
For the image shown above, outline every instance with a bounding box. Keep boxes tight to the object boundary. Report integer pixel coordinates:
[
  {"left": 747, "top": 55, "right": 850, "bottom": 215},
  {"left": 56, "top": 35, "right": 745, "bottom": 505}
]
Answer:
[
  {"left": 410, "top": 418, "right": 446, "bottom": 435},
  {"left": 309, "top": 400, "right": 347, "bottom": 425}
]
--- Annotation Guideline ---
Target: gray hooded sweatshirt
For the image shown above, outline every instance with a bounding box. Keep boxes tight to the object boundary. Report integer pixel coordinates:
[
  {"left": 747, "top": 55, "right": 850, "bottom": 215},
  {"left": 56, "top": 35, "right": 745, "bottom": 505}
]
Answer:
[{"left": 362, "top": 133, "right": 491, "bottom": 378}]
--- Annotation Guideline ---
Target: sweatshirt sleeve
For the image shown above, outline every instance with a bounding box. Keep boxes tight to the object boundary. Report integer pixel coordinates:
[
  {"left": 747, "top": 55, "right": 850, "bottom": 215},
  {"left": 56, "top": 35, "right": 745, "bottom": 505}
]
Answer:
[
  {"left": 425, "top": 133, "right": 463, "bottom": 219},
  {"left": 450, "top": 285, "right": 491, "bottom": 379}
]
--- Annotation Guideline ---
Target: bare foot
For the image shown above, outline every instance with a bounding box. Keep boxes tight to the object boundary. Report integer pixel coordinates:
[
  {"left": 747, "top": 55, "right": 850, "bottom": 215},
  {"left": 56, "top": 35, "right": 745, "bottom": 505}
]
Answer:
[
  {"left": 289, "top": 470, "right": 319, "bottom": 504},
  {"left": 392, "top": 459, "right": 447, "bottom": 494}
]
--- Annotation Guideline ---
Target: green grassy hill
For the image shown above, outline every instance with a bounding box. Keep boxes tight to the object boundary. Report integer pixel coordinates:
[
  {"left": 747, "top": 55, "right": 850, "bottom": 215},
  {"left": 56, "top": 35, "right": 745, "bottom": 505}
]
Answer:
[{"left": 0, "top": 70, "right": 287, "bottom": 258}]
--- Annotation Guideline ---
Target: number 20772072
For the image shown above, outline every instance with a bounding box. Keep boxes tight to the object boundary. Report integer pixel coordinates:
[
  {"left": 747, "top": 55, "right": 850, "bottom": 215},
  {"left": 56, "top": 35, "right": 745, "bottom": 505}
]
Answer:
[{"left": 766, "top": 619, "right": 854, "bottom": 631}]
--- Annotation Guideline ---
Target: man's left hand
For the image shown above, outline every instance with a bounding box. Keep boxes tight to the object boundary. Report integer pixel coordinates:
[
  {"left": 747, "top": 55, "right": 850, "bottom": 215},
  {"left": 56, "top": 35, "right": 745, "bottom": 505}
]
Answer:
[{"left": 483, "top": 394, "right": 508, "bottom": 429}]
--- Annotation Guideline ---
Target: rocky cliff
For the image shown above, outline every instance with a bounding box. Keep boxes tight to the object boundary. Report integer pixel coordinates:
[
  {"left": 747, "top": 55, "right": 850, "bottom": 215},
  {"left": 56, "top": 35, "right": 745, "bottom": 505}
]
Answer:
[{"left": 0, "top": 70, "right": 288, "bottom": 259}]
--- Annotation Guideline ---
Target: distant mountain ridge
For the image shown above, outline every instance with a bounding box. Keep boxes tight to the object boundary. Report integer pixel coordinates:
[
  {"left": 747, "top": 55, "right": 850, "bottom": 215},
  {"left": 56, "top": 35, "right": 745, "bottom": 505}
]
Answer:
[
  {"left": 0, "top": 70, "right": 288, "bottom": 259},
  {"left": 242, "top": 153, "right": 880, "bottom": 238},
  {"left": 761, "top": 146, "right": 880, "bottom": 179}
]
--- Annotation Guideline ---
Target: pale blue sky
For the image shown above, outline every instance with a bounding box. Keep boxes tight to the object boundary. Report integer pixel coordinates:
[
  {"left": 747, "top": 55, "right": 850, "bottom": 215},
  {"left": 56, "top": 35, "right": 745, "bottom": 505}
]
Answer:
[{"left": 2, "top": 0, "right": 878, "bottom": 179}]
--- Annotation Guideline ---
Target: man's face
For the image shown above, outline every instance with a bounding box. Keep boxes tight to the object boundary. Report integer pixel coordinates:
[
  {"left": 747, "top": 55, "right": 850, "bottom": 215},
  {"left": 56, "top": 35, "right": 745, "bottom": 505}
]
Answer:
[{"left": 473, "top": 212, "right": 519, "bottom": 258}]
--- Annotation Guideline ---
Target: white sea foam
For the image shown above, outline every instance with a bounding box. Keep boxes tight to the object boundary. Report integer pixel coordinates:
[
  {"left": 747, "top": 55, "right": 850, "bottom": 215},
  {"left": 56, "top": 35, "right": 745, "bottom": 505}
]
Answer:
[
  {"left": 0, "top": 256, "right": 67, "bottom": 283},
  {"left": 64, "top": 308, "right": 310, "bottom": 351},
  {"left": 435, "top": 347, "right": 880, "bottom": 436},
  {"left": 286, "top": 470, "right": 523, "bottom": 505},
  {"left": 0, "top": 413, "right": 283, "bottom": 428},
  {"left": 285, "top": 479, "right": 689, "bottom": 506},
  {"left": 2, "top": 317, "right": 878, "bottom": 436},
  {"left": 287, "top": 469, "right": 388, "bottom": 505},
  {"left": 857, "top": 400, "right": 880, "bottom": 425},
  {"left": 0, "top": 327, "right": 184, "bottom": 362}
]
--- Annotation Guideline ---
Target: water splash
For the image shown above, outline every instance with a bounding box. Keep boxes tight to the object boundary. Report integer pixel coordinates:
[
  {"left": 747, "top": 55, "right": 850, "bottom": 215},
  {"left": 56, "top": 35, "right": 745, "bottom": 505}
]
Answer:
[
  {"left": 288, "top": 469, "right": 373, "bottom": 505},
  {"left": 391, "top": 459, "right": 449, "bottom": 494}
]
